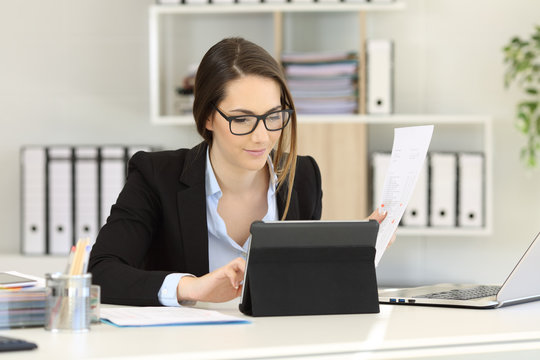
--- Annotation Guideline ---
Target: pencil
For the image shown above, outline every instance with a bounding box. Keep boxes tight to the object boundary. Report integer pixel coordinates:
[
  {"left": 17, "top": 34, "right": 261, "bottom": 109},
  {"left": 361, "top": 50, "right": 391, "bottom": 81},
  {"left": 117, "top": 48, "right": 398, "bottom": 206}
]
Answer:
[{"left": 64, "top": 245, "right": 76, "bottom": 275}]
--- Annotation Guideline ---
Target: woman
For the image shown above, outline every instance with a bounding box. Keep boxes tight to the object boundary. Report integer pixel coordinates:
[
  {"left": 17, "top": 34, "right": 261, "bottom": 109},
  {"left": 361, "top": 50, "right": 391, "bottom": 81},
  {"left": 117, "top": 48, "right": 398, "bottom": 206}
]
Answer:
[{"left": 89, "top": 37, "right": 387, "bottom": 306}]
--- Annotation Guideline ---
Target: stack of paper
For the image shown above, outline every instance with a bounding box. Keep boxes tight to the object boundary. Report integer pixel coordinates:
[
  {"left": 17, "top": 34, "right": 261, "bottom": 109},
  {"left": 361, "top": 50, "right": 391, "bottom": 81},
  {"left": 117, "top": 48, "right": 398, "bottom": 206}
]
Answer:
[
  {"left": 100, "top": 306, "right": 250, "bottom": 327},
  {"left": 0, "top": 272, "right": 46, "bottom": 329},
  {"left": 282, "top": 51, "right": 358, "bottom": 114}
]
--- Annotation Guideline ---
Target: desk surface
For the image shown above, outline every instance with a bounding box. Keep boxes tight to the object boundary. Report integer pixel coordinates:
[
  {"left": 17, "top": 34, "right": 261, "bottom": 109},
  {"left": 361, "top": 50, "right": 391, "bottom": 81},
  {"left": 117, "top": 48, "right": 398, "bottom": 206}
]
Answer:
[
  {"left": 2, "top": 255, "right": 540, "bottom": 359},
  {"left": 2, "top": 300, "right": 540, "bottom": 360}
]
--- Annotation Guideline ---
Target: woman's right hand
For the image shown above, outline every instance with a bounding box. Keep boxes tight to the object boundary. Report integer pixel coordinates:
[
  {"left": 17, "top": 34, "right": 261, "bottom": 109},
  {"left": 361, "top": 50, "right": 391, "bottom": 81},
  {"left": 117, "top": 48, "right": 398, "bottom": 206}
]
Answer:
[{"left": 176, "top": 257, "right": 246, "bottom": 303}]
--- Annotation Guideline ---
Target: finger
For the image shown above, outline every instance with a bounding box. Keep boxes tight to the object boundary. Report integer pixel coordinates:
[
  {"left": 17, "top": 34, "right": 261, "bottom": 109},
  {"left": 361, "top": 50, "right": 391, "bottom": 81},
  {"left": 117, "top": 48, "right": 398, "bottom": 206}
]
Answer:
[
  {"left": 224, "top": 265, "right": 243, "bottom": 289},
  {"left": 368, "top": 207, "right": 387, "bottom": 224},
  {"left": 231, "top": 257, "right": 246, "bottom": 273},
  {"left": 386, "top": 233, "right": 397, "bottom": 249}
]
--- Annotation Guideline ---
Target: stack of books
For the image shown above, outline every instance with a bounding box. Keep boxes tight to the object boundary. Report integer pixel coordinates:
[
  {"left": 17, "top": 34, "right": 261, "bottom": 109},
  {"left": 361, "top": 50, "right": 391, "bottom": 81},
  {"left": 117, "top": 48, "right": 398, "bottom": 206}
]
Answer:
[
  {"left": 0, "top": 272, "right": 46, "bottom": 329},
  {"left": 281, "top": 51, "right": 359, "bottom": 115}
]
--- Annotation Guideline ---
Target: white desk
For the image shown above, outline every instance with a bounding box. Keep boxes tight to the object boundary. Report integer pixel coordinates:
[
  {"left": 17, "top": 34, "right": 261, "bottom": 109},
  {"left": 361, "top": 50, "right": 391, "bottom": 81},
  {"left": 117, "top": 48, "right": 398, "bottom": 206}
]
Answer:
[
  {"left": 2, "top": 299, "right": 540, "bottom": 359},
  {"left": 3, "top": 255, "right": 540, "bottom": 359}
]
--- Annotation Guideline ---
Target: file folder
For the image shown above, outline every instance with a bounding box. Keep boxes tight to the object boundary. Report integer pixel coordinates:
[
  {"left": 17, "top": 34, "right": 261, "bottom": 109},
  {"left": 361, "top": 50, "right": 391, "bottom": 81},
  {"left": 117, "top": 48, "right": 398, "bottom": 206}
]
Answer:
[
  {"left": 100, "top": 147, "right": 127, "bottom": 227},
  {"left": 48, "top": 147, "right": 73, "bottom": 255},
  {"left": 457, "top": 153, "right": 484, "bottom": 227},
  {"left": 75, "top": 147, "right": 99, "bottom": 246},
  {"left": 366, "top": 39, "right": 393, "bottom": 114},
  {"left": 402, "top": 161, "right": 428, "bottom": 227},
  {"left": 429, "top": 153, "right": 457, "bottom": 227},
  {"left": 21, "top": 147, "right": 47, "bottom": 255},
  {"left": 371, "top": 152, "right": 391, "bottom": 210}
]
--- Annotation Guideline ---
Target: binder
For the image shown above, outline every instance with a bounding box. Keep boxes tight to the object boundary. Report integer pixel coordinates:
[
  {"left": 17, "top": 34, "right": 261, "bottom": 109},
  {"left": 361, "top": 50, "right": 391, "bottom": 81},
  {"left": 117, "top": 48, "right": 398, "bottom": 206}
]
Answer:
[
  {"left": 457, "top": 153, "right": 484, "bottom": 227},
  {"left": 402, "top": 161, "right": 428, "bottom": 227},
  {"left": 100, "top": 147, "right": 127, "bottom": 227},
  {"left": 371, "top": 152, "right": 391, "bottom": 210},
  {"left": 366, "top": 39, "right": 393, "bottom": 114},
  {"left": 48, "top": 147, "right": 73, "bottom": 255},
  {"left": 21, "top": 147, "right": 47, "bottom": 255},
  {"left": 74, "top": 147, "right": 99, "bottom": 246},
  {"left": 429, "top": 153, "right": 457, "bottom": 227}
]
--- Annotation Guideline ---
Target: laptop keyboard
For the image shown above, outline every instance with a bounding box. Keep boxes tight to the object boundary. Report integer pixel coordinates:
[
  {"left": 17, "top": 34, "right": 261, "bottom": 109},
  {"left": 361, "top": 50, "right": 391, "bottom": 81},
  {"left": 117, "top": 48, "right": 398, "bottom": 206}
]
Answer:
[{"left": 415, "top": 285, "right": 501, "bottom": 300}]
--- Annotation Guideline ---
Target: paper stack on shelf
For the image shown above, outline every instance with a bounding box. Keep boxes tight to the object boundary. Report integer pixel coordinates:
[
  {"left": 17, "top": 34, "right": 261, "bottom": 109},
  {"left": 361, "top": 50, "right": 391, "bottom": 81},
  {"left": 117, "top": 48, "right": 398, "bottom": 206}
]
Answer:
[
  {"left": 282, "top": 51, "right": 358, "bottom": 114},
  {"left": 0, "top": 272, "right": 46, "bottom": 329}
]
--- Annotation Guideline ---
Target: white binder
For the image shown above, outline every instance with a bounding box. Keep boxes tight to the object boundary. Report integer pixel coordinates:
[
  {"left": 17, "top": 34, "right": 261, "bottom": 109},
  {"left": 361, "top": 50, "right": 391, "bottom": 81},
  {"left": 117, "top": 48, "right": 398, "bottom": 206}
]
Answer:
[
  {"left": 48, "top": 147, "right": 73, "bottom": 255},
  {"left": 21, "top": 147, "right": 46, "bottom": 255},
  {"left": 366, "top": 39, "right": 393, "bottom": 114},
  {"left": 75, "top": 147, "right": 99, "bottom": 246},
  {"left": 371, "top": 152, "right": 391, "bottom": 210},
  {"left": 100, "top": 147, "right": 126, "bottom": 227},
  {"left": 402, "top": 161, "right": 428, "bottom": 227},
  {"left": 458, "top": 153, "right": 484, "bottom": 227},
  {"left": 429, "top": 153, "right": 457, "bottom": 227}
]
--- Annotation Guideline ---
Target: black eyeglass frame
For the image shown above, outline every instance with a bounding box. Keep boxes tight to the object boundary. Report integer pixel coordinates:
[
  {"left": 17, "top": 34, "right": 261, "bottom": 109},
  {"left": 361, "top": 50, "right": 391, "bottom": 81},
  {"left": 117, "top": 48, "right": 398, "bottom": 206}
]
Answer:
[{"left": 212, "top": 104, "right": 294, "bottom": 136}]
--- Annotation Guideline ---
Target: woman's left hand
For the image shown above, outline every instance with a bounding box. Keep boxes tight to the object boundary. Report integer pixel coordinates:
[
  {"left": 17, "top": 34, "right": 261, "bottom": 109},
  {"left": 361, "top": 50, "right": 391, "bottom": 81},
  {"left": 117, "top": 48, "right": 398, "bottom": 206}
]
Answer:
[{"left": 367, "top": 208, "right": 397, "bottom": 248}]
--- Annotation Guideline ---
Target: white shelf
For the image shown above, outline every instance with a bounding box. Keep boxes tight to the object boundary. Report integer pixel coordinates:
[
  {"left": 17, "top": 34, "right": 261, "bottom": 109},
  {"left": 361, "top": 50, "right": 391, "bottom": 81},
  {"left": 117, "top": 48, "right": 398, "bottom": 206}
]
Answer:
[
  {"left": 150, "top": 113, "right": 492, "bottom": 126},
  {"left": 397, "top": 227, "right": 492, "bottom": 237},
  {"left": 149, "top": 2, "right": 407, "bottom": 125},
  {"left": 148, "top": 3, "right": 493, "bottom": 237},
  {"left": 150, "top": 2, "right": 406, "bottom": 15}
]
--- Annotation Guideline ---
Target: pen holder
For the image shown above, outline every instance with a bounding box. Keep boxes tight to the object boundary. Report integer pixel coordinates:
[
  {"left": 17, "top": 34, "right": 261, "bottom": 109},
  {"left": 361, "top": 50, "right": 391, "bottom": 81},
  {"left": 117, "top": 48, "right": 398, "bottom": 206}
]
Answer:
[{"left": 45, "top": 273, "right": 92, "bottom": 332}]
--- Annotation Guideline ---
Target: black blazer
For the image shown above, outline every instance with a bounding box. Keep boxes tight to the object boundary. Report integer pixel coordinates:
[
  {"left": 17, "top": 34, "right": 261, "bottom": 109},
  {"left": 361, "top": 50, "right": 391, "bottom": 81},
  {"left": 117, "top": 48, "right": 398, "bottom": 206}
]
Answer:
[{"left": 89, "top": 142, "right": 322, "bottom": 306}]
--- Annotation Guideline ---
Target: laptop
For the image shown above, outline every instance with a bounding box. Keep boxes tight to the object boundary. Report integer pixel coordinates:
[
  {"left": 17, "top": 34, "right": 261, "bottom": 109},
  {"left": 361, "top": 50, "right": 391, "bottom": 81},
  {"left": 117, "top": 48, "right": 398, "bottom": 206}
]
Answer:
[{"left": 379, "top": 231, "right": 540, "bottom": 308}]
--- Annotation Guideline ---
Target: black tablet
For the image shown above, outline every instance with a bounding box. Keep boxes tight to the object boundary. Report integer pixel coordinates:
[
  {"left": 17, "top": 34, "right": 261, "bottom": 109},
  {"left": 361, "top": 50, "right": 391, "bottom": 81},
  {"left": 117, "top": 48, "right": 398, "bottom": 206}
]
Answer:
[{"left": 239, "top": 220, "right": 380, "bottom": 317}]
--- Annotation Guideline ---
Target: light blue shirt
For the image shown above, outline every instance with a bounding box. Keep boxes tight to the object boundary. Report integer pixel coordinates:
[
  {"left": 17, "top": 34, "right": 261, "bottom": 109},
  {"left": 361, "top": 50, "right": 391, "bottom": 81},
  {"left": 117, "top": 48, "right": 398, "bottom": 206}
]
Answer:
[{"left": 157, "top": 149, "right": 278, "bottom": 306}]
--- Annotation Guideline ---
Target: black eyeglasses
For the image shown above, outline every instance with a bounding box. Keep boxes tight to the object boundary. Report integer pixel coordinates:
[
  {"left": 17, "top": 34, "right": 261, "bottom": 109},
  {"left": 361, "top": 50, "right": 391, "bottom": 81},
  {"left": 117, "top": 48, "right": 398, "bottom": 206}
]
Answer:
[{"left": 213, "top": 104, "right": 293, "bottom": 136}]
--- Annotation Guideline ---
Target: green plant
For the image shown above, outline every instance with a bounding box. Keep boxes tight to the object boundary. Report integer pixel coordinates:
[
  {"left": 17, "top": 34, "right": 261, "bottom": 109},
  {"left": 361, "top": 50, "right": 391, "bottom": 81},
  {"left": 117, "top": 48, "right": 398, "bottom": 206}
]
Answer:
[{"left": 503, "top": 25, "right": 540, "bottom": 168}]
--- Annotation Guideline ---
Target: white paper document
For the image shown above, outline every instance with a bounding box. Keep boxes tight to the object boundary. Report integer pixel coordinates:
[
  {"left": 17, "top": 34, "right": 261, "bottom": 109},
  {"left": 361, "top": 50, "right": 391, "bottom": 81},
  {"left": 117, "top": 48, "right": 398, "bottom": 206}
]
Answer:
[
  {"left": 100, "top": 306, "right": 250, "bottom": 327},
  {"left": 374, "top": 125, "right": 434, "bottom": 266}
]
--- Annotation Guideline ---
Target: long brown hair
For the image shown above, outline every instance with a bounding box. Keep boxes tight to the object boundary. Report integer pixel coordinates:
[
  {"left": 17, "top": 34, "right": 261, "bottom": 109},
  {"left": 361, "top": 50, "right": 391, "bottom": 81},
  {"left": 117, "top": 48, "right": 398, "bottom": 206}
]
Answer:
[{"left": 193, "top": 37, "right": 297, "bottom": 219}]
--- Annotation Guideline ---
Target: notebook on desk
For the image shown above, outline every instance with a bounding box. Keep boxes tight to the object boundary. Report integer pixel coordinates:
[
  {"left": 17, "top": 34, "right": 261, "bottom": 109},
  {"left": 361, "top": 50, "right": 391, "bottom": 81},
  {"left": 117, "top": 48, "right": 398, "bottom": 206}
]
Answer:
[{"left": 379, "top": 231, "right": 540, "bottom": 308}]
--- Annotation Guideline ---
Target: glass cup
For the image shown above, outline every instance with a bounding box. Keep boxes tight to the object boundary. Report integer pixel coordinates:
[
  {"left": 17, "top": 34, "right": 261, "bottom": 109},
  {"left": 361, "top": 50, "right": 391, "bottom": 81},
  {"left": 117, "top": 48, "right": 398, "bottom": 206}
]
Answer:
[{"left": 45, "top": 273, "right": 92, "bottom": 332}]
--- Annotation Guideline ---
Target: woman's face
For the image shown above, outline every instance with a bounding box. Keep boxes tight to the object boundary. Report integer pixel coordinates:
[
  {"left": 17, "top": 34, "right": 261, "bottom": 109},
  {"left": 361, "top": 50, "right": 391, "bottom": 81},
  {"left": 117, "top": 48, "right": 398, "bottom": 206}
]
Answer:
[{"left": 206, "top": 75, "right": 283, "bottom": 175}]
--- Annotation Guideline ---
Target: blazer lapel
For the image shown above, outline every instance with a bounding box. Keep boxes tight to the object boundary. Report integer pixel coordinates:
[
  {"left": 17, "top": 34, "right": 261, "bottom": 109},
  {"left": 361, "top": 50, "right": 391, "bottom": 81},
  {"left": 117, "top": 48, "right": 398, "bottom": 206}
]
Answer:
[{"left": 177, "top": 143, "right": 209, "bottom": 276}]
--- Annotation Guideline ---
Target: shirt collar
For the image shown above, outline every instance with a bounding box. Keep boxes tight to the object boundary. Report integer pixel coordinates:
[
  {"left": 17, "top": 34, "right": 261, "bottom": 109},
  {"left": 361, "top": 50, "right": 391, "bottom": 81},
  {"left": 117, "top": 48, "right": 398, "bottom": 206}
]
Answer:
[{"left": 205, "top": 148, "right": 278, "bottom": 198}]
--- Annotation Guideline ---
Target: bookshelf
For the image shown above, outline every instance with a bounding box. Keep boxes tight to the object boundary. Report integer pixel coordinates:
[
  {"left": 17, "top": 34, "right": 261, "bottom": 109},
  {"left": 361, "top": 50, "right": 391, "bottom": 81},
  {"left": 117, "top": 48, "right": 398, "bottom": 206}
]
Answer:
[
  {"left": 148, "top": 2, "right": 405, "bottom": 124},
  {"left": 147, "top": 2, "right": 493, "bottom": 236}
]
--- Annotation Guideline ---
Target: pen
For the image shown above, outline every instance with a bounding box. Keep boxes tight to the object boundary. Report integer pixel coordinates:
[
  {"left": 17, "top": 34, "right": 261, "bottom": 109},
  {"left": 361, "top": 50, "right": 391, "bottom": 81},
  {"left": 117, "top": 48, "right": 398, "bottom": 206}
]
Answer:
[{"left": 81, "top": 245, "right": 91, "bottom": 274}]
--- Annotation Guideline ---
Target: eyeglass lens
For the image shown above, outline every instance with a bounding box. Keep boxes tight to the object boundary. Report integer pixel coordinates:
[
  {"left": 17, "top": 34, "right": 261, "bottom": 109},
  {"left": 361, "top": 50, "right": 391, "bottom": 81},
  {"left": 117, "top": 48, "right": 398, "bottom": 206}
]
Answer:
[{"left": 230, "top": 111, "right": 290, "bottom": 135}]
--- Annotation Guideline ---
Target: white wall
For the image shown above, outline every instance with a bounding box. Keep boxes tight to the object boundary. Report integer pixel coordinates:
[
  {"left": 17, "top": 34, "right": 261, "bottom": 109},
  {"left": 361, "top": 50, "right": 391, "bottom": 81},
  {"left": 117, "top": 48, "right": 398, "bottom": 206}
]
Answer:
[
  {"left": 0, "top": 0, "right": 199, "bottom": 255},
  {"left": 373, "top": 0, "right": 540, "bottom": 286},
  {"left": 1, "top": 0, "right": 539, "bottom": 288}
]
